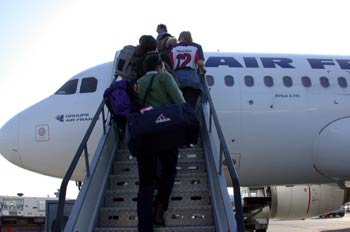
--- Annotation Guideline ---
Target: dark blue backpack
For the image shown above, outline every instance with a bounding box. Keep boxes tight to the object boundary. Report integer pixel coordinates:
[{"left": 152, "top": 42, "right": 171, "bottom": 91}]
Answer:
[{"left": 103, "top": 80, "right": 134, "bottom": 117}]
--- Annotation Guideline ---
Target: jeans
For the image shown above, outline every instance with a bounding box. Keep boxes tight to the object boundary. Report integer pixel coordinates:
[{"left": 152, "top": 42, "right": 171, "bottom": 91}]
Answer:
[{"left": 136, "top": 148, "right": 178, "bottom": 232}]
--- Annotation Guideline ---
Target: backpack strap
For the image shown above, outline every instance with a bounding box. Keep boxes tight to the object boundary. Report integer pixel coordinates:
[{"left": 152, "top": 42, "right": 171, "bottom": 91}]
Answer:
[{"left": 141, "top": 74, "right": 156, "bottom": 107}]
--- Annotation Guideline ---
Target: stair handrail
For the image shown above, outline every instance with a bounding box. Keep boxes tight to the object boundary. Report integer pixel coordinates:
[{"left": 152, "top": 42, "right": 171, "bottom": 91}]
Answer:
[
  {"left": 200, "top": 74, "right": 245, "bottom": 232},
  {"left": 54, "top": 99, "right": 108, "bottom": 232}
]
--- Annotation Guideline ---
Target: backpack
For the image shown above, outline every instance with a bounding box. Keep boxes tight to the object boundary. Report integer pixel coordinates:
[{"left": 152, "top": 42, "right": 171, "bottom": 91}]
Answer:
[
  {"left": 103, "top": 79, "right": 135, "bottom": 118},
  {"left": 114, "top": 45, "right": 137, "bottom": 80},
  {"left": 157, "top": 34, "right": 174, "bottom": 52}
]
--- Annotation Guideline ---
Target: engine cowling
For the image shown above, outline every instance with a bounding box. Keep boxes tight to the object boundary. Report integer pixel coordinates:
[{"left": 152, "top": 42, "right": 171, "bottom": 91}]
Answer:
[{"left": 270, "top": 184, "right": 348, "bottom": 219}]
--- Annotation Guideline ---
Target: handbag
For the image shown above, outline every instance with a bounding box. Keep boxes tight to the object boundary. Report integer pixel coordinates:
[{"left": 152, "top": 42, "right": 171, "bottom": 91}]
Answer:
[{"left": 126, "top": 75, "right": 199, "bottom": 156}]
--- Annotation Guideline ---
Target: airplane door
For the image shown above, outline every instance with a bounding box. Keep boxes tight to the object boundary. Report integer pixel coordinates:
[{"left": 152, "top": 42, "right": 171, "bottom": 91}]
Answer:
[{"left": 205, "top": 68, "right": 242, "bottom": 169}]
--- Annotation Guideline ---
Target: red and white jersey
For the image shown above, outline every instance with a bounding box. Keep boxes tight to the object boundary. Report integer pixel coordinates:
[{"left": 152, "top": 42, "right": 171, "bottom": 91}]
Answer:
[{"left": 169, "top": 42, "right": 205, "bottom": 70}]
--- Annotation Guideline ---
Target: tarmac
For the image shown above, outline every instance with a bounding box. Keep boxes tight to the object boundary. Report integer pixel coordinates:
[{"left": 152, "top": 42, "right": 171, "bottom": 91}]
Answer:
[{"left": 268, "top": 213, "right": 350, "bottom": 232}]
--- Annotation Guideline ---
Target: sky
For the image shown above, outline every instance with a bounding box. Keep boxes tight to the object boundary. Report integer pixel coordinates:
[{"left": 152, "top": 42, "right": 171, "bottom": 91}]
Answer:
[{"left": 1, "top": 0, "right": 350, "bottom": 199}]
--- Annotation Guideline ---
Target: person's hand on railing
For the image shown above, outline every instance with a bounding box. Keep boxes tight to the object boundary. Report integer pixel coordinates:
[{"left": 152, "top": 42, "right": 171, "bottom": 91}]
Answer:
[{"left": 198, "top": 68, "right": 207, "bottom": 78}]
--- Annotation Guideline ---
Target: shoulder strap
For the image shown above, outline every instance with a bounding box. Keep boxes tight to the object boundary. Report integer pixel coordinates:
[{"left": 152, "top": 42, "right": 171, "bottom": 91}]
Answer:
[{"left": 141, "top": 74, "right": 156, "bottom": 106}]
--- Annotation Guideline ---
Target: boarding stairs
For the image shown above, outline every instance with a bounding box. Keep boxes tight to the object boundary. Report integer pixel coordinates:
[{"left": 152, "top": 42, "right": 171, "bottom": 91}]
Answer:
[
  {"left": 95, "top": 140, "right": 215, "bottom": 232},
  {"left": 54, "top": 55, "right": 244, "bottom": 232}
]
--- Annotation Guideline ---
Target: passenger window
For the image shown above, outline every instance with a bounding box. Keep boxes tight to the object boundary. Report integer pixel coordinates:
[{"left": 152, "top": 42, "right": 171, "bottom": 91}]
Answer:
[
  {"left": 206, "top": 75, "right": 214, "bottom": 87},
  {"left": 80, "top": 77, "right": 97, "bottom": 93},
  {"left": 283, "top": 76, "right": 293, "bottom": 87},
  {"left": 301, "top": 76, "right": 311, "bottom": 87},
  {"left": 224, "top": 75, "right": 234, "bottom": 87},
  {"left": 338, "top": 77, "right": 347, "bottom": 88},
  {"left": 244, "top": 75, "right": 254, "bottom": 87},
  {"left": 55, "top": 79, "right": 78, "bottom": 95},
  {"left": 320, "top": 76, "right": 330, "bottom": 88},
  {"left": 264, "top": 76, "right": 273, "bottom": 87}
]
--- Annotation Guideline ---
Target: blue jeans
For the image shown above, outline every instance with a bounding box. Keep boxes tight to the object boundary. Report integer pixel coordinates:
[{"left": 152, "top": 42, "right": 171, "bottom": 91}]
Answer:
[{"left": 174, "top": 69, "right": 202, "bottom": 90}]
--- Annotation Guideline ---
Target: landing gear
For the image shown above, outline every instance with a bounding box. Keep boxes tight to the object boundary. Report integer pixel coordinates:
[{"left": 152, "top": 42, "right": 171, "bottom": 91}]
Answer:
[
  {"left": 244, "top": 204, "right": 270, "bottom": 232},
  {"left": 75, "top": 181, "right": 82, "bottom": 190},
  {"left": 241, "top": 187, "right": 271, "bottom": 232}
]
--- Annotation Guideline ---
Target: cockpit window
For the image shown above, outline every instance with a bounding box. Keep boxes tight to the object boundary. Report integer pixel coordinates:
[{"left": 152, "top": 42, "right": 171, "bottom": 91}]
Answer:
[
  {"left": 80, "top": 77, "right": 97, "bottom": 93},
  {"left": 55, "top": 79, "right": 78, "bottom": 95},
  {"left": 224, "top": 75, "right": 234, "bottom": 87}
]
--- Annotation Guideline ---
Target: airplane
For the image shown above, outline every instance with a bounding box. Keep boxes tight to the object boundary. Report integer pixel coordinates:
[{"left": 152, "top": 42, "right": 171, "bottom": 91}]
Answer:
[{"left": 1, "top": 52, "right": 350, "bottom": 230}]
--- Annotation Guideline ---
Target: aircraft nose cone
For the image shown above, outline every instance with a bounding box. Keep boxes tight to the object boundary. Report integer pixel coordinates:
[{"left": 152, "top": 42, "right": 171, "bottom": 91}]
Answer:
[{"left": 0, "top": 115, "right": 23, "bottom": 167}]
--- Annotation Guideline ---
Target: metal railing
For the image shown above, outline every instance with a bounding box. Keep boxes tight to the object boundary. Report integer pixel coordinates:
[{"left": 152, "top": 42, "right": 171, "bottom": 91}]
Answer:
[
  {"left": 53, "top": 72, "right": 244, "bottom": 231},
  {"left": 54, "top": 100, "right": 108, "bottom": 232},
  {"left": 200, "top": 75, "right": 245, "bottom": 232}
]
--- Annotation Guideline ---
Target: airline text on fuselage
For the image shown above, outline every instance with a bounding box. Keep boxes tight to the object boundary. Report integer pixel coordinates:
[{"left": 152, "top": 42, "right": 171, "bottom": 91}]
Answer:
[{"left": 205, "top": 56, "right": 350, "bottom": 70}]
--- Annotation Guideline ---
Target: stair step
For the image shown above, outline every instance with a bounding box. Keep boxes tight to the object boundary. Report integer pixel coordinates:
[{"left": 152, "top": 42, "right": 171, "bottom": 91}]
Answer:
[
  {"left": 104, "top": 189, "right": 210, "bottom": 208},
  {"left": 95, "top": 139, "right": 217, "bottom": 231},
  {"left": 109, "top": 172, "right": 208, "bottom": 191},
  {"left": 115, "top": 148, "right": 205, "bottom": 162},
  {"left": 99, "top": 205, "right": 213, "bottom": 227},
  {"left": 112, "top": 160, "right": 206, "bottom": 175},
  {"left": 95, "top": 225, "right": 215, "bottom": 232}
]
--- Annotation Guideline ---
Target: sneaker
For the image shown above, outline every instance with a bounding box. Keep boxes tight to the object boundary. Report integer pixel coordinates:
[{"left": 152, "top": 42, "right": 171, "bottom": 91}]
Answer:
[
  {"left": 153, "top": 201, "right": 165, "bottom": 226},
  {"left": 180, "top": 144, "right": 194, "bottom": 149}
]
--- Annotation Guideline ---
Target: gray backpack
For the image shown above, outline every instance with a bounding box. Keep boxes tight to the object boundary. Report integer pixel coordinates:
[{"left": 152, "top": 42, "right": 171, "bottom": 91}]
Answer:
[{"left": 114, "top": 45, "right": 137, "bottom": 80}]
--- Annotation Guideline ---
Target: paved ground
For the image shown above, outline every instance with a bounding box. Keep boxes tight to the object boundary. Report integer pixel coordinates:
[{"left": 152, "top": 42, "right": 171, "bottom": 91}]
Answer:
[{"left": 268, "top": 213, "right": 350, "bottom": 232}]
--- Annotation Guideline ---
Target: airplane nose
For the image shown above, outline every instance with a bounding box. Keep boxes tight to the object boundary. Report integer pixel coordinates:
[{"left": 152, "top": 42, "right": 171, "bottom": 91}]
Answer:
[{"left": 0, "top": 115, "right": 23, "bottom": 167}]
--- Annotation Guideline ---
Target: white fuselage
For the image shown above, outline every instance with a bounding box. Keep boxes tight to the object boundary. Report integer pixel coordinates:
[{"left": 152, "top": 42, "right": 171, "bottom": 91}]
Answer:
[{"left": 1, "top": 52, "right": 350, "bottom": 186}]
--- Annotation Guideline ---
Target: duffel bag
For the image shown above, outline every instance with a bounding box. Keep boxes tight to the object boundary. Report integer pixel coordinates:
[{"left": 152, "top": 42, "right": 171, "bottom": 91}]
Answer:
[{"left": 126, "top": 103, "right": 199, "bottom": 156}]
